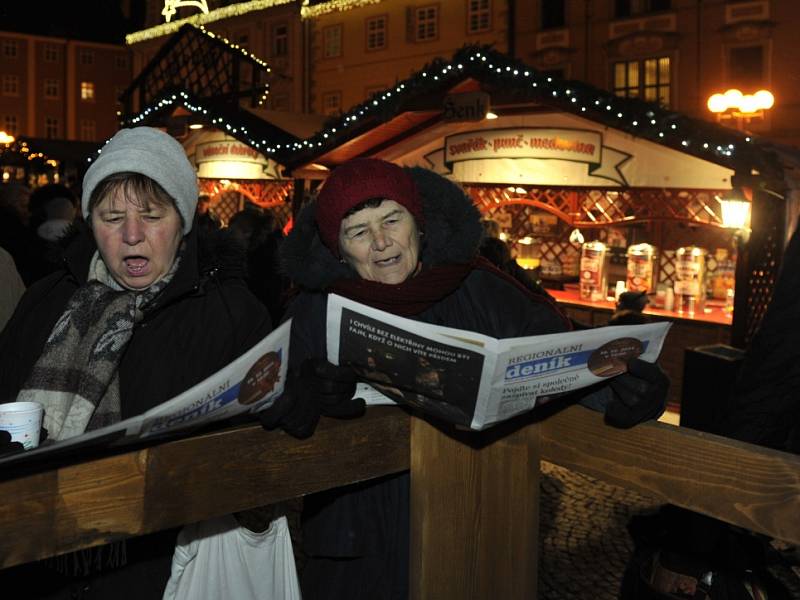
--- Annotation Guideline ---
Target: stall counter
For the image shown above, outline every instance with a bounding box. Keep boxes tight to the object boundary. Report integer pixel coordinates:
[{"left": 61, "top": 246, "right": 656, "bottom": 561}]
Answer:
[{"left": 546, "top": 289, "right": 732, "bottom": 415}]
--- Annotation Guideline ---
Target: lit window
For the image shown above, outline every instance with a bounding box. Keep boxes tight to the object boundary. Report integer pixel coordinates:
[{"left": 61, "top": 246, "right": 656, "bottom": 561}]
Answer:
[
  {"left": 45, "top": 117, "right": 59, "bottom": 139},
  {"left": 322, "top": 91, "right": 342, "bottom": 116},
  {"left": 81, "top": 81, "right": 95, "bottom": 101},
  {"left": 366, "top": 16, "right": 387, "bottom": 50},
  {"left": 80, "top": 119, "right": 96, "bottom": 141},
  {"left": 323, "top": 25, "right": 342, "bottom": 58},
  {"left": 613, "top": 56, "right": 670, "bottom": 107},
  {"left": 273, "top": 24, "right": 288, "bottom": 57},
  {"left": 44, "top": 79, "right": 60, "bottom": 99},
  {"left": 414, "top": 6, "right": 439, "bottom": 42},
  {"left": 2, "top": 75, "right": 19, "bottom": 96},
  {"left": 467, "top": 0, "right": 491, "bottom": 34},
  {"left": 44, "top": 44, "right": 60, "bottom": 62}
]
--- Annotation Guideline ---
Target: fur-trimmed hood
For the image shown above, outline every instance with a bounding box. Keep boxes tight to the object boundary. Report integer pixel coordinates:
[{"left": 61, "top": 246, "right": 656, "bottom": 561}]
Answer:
[{"left": 281, "top": 166, "right": 484, "bottom": 291}]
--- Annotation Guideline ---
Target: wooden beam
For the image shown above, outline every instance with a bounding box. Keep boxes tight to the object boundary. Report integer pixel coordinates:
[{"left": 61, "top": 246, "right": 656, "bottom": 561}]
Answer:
[
  {"left": 0, "top": 408, "right": 410, "bottom": 569},
  {"left": 410, "top": 416, "right": 541, "bottom": 600},
  {"left": 540, "top": 404, "right": 800, "bottom": 545}
]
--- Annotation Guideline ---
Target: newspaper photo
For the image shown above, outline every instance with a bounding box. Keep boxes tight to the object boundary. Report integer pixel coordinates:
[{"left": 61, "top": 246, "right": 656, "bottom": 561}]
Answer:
[
  {"left": 0, "top": 320, "right": 292, "bottom": 469},
  {"left": 326, "top": 295, "right": 672, "bottom": 430}
]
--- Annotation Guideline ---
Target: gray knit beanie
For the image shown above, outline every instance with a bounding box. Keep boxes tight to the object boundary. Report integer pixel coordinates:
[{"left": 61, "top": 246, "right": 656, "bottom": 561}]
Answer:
[{"left": 81, "top": 127, "right": 199, "bottom": 234}]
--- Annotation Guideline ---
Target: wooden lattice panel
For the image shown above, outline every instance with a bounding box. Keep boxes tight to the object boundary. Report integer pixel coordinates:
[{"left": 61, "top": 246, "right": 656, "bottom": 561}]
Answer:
[
  {"left": 468, "top": 186, "right": 728, "bottom": 228},
  {"left": 199, "top": 179, "right": 293, "bottom": 229}
]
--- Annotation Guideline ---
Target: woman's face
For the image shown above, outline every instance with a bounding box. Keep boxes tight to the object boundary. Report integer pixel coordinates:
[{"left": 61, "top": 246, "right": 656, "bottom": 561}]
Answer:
[
  {"left": 91, "top": 191, "right": 183, "bottom": 290},
  {"left": 339, "top": 199, "right": 421, "bottom": 285}
]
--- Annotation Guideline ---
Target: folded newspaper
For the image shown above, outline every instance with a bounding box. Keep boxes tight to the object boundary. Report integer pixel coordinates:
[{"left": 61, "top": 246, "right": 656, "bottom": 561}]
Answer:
[
  {"left": 0, "top": 320, "right": 292, "bottom": 468},
  {"left": 326, "top": 295, "right": 672, "bottom": 431}
]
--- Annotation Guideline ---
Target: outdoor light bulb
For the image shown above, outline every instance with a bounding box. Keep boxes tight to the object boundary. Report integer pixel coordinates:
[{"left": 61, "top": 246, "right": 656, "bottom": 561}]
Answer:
[
  {"left": 754, "top": 90, "right": 774, "bottom": 109},
  {"left": 707, "top": 93, "right": 727, "bottom": 113},
  {"left": 485, "top": 111, "right": 499, "bottom": 120},
  {"left": 724, "top": 89, "right": 744, "bottom": 105},
  {"left": 569, "top": 228, "right": 584, "bottom": 245}
]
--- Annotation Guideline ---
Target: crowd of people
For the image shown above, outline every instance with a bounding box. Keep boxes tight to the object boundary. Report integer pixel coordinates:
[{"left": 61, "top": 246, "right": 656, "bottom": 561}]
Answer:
[{"left": 0, "top": 125, "right": 791, "bottom": 599}]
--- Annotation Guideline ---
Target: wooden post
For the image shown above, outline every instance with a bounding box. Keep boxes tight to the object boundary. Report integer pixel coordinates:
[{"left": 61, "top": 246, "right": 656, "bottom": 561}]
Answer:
[{"left": 409, "top": 416, "right": 541, "bottom": 599}]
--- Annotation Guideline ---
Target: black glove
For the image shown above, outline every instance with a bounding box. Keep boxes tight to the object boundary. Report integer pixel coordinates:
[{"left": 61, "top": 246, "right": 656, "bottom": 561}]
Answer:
[
  {"left": 258, "top": 358, "right": 366, "bottom": 439},
  {"left": 0, "top": 429, "right": 24, "bottom": 457},
  {"left": 605, "top": 358, "right": 669, "bottom": 429}
]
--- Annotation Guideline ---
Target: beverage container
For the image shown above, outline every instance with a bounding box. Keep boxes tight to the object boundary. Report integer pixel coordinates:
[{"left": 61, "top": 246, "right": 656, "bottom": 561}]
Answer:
[
  {"left": 626, "top": 243, "right": 657, "bottom": 293},
  {"left": 674, "top": 246, "right": 706, "bottom": 316},
  {"left": 579, "top": 241, "right": 609, "bottom": 302},
  {"left": 0, "top": 401, "right": 44, "bottom": 450}
]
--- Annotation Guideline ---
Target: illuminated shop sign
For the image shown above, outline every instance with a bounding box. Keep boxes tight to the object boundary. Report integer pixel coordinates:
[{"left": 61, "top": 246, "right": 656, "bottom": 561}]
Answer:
[
  {"left": 425, "top": 128, "right": 631, "bottom": 185},
  {"left": 194, "top": 140, "right": 281, "bottom": 180}
]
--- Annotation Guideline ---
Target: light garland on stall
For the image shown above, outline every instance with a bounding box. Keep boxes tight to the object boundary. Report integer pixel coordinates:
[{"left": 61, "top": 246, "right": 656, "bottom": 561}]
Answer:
[
  {"left": 108, "top": 91, "right": 291, "bottom": 163},
  {"left": 290, "top": 45, "right": 768, "bottom": 174},
  {"left": 126, "top": 0, "right": 295, "bottom": 45}
]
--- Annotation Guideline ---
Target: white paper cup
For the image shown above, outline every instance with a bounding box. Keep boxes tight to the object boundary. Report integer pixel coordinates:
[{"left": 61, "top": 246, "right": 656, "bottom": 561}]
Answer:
[{"left": 0, "top": 401, "right": 44, "bottom": 450}]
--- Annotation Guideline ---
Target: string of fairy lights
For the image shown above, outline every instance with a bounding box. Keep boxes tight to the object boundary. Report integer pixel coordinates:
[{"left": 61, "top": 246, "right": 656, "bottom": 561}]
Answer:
[{"left": 115, "top": 42, "right": 778, "bottom": 177}]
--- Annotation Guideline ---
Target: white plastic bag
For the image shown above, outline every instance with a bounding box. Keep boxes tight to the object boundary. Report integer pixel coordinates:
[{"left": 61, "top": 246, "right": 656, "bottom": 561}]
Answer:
[{"left": 163, "top": 514, "right": 302, "bottom": 600}]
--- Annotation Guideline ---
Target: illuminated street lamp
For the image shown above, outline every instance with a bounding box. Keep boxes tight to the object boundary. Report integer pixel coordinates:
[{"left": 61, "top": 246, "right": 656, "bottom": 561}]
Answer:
[
  {"left": 707, "top": 89, "right": 774, "bottom": 130},
  {"left": 0, "top": 131, "right": 14, "bottom": 144}
]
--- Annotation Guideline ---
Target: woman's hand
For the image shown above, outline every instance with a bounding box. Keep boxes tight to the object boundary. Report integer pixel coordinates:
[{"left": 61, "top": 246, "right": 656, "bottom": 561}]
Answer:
[
  {"left": 604, "top": 358, "right": 670, "bottom": 428},
  {"left": 258, "top": 358, "right": 366, "bottom": 439}
]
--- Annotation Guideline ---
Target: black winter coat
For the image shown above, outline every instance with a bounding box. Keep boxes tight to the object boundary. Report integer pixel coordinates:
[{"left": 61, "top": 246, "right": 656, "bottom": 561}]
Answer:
[{"left": 0, "top": 221, "right": 272, "bottom": 419}]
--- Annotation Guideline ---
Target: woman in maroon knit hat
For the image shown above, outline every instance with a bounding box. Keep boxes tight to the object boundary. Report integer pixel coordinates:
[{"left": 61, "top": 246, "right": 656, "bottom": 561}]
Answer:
[{"left": 260, "top": 158, "right": 670, "bottom": 600}]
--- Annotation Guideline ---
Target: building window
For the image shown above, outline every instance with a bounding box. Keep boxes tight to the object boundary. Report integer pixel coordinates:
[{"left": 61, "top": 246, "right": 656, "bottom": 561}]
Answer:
[
  {"left": 115, "top": 86, "right": 127, "bottom": 106},
  {"left": 323, "top": 25, "right": 342, "bottom": 58},
  {"left": 615, "top": 0, "right": 671, "bottom": 18},
  {"left": 45, "top": 117, "right": 60, "bottom": 139},
  {"left": 3, "top": 40, "right": 18, "bottom": 58},
  {"left": 366, "top": 16, "right": 387, "bottom": 51},
  {"left": 728, "top": 45, "right": 764, "bottom": 89},
  {"left": 79, "top": 49, "right": 94, "bottom": 65},
  {"left": 322, "top": 91, "right": 342, "bottom": 116},
  {"left": 4, "top": 115, "right": 18, "bottom": 135},
  {"left": 2, "top": 76, "right": 19, "bottom": 96},
  {"left": 80, "top": 119, "right": 96, "bottom": 141},
  {"left": 273, "top": 24, "right": 288, "bottom": 57},
  {"left": 115, "top": 54, "right": 128, "bottom": 69},
  {"left": 613, "top": 56, "right": 671, "bottom": 106},
  {"left": 235, "top": 31, "right": 250, "bottom": 51},
  {"left": 467, "top": 0, "right": 490, "bottom": 34},
  {"left": 44, "top": 79, "right": 60, "bottom": 99},
  {"left": 541, "top": 0, "right": 565, "bottom": 29},
  {"left": 44, "top": 44, "right": 60, "bottom": 62},
  {"left": 414, "top": 5, "right": 439, "bottom": 42},
  {"left": 81, "top": 82, "right": 96, "bottom": 102}
]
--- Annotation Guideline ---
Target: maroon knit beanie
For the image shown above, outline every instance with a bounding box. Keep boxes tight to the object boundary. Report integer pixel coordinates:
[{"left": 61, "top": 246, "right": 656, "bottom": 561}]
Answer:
[{"left": 315, "top": 158, "right": 424, "bottom": 255}]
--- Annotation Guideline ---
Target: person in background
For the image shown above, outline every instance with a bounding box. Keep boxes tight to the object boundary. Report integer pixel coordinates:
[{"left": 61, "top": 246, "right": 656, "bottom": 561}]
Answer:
[
  {"left": 26, "top": 182, "right": 80, "bottom": 277},
  {"left": 263, "top": 158, "right": 670, "bottom": 599},
  {"left": 0, "top": 126, "right": 272, "bottom": 599},
  {"left": 0, "top": 245, "right": 25, "bottom": 333},
  {"left": 228, "top": 205, "right": 290, "bottom": 324},
  {"left": 0, "top": 181, "right": 49, "bottom": 286}
]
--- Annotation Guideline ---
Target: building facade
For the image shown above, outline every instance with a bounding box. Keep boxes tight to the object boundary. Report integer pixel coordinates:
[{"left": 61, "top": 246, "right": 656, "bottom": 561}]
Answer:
[
  {"left": 0, "top": 31, "right": 132, "bottom": 142},
  {"left": 130, "top": 0, "right": 800, "bottom": 148}
]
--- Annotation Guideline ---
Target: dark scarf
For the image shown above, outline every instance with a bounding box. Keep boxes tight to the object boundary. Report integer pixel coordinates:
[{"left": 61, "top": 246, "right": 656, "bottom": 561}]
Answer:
[{"left": 328, "top": 255, "right": 570, "bottom": 325}]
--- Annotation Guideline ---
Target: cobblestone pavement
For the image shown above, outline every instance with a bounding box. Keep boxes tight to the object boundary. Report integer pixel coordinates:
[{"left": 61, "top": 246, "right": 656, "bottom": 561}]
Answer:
[
  {"left": 538, "top": 461, "right": 661, "bottom": 600},
  {"left": 538, "top": 462, "right": 800, "bottom": 600}
]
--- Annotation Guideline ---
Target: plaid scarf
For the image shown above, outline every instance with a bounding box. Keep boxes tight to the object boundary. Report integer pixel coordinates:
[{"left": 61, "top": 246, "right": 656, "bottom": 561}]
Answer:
[{"left": 18, "top": 250, "right": 180, "bottom": 440}]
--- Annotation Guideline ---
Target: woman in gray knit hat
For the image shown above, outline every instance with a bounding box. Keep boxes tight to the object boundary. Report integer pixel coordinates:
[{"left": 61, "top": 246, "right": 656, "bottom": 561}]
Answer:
[{"left": 0, "top": 126, "right": 272, "bottom": 598}]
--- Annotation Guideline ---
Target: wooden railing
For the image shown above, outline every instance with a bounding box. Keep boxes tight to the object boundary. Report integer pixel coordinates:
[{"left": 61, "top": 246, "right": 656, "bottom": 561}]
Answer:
[{"left": 0, "top": 405, "right": 798, "bottom": 599}]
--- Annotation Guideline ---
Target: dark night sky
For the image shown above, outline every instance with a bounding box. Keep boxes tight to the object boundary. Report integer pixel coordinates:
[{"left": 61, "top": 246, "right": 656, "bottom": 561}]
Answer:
[{"left": 0, "top": 1, "right": 147, "bottom": 44}]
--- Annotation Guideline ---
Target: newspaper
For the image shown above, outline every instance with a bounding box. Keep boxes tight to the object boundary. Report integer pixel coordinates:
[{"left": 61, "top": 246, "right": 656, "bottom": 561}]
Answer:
[
  {"left": 326, "top": 294, "right": 671, "bottom": 430},
  {"left": 0, "top": 320, "right": 291, "bottom": 468}
]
